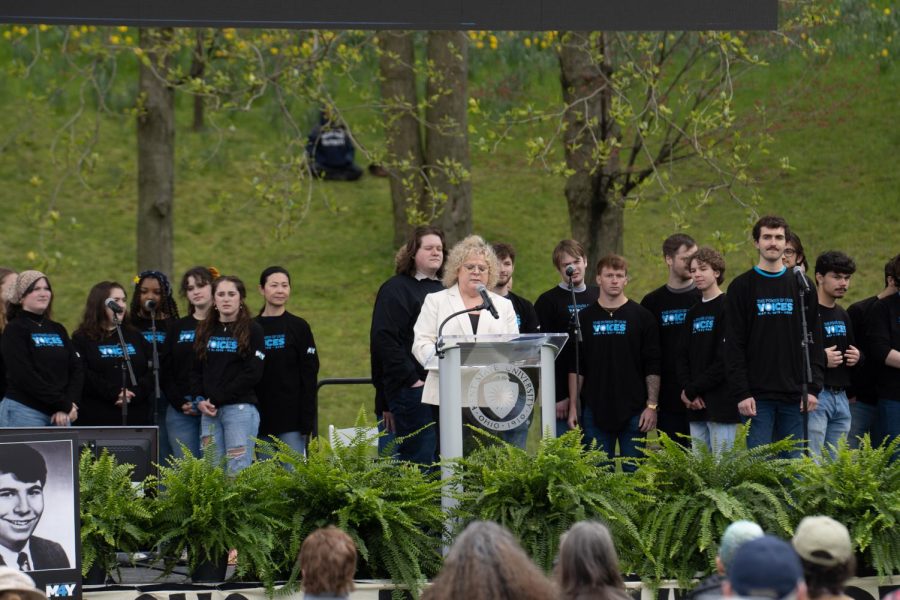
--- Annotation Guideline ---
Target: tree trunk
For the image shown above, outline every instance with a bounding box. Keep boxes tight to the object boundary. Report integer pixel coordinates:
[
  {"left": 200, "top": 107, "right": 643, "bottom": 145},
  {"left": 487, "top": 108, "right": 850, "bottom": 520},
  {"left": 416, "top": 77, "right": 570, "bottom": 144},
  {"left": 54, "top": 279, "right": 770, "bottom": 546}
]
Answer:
[
  {"left": 425, "top": 31, "right": 472, "bottom": 246},
  {"left": 136, "top": 28, "right": 175, "bottom": 276},
  {"left": 377, "top": 30, "right": 426, "bottom": 248},
  {"left": 190, "top": 30, "right": 206, "bottom": 132},
  {"left": 558, "top": 31, "right": 623, "bottom": 270}
]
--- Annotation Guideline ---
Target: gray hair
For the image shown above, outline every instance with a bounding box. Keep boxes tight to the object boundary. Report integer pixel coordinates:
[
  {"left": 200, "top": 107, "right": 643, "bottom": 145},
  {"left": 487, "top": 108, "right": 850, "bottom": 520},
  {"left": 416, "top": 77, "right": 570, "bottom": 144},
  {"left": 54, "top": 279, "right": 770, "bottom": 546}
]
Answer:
[{"left": 719, "top": 520, "right": 764, "bottom": 573}]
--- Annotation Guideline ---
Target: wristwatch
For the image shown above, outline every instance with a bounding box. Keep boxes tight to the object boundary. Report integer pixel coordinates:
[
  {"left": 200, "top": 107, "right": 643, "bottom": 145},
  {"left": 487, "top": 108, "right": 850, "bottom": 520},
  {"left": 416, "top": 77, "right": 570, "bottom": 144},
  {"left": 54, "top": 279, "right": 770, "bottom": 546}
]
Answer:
[{"left": 646, "top": 402, "right": 658, "bottom": 411}]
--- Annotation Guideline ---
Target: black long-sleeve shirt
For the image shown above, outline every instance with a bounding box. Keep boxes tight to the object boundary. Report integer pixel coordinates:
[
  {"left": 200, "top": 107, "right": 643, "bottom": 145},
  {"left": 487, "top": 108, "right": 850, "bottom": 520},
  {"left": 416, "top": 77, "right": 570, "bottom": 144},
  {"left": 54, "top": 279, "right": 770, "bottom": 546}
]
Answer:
[
  {"left": 574, "top": 300, "right": 661, "bottom": 432},
  {"left": 504, "top": 290, "right": 540, "bottom": 334},
  {"left": 818, "top": 303, "right": 858, "bottom": 390},
  {"left": 535, "top": 284, "right": 599, "bottom": 402},
  {"left": 72, "top": 328, "right": 153, "bottom": 426},
  {"left": 370, "top": 274, "right": 444, "bottom": 413},
  {"left": 847, "top": 296, "right": 880, "bottom": 404},
  {"left": 1, "top": 311, "right": 83, "bottom": 415},
  {"left": 641, "top": 284, "right": 701, "bottom": 414},
  {"left": 866, "top": 293, "right": 900, "bottom": 400},
  {"left": 191, "top": 321, "right": 265, "bottom": 407},
  {"left": 724, "top": 267, "right": 824, "bottom": 403},
  {"left": 255, "top": 312, "right": 320, "bottom": 436},
  {"left": 676, "top": 294, "right": 739, "bottom": 423},
  {"left": 161, "top": 315, "right": 202, "bottom": 411}
]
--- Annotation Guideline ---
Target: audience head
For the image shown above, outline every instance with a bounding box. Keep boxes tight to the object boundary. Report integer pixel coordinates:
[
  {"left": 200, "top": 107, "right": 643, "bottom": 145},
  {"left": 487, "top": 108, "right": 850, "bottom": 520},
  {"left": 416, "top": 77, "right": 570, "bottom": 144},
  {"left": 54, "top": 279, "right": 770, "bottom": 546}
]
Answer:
[
  {"left": 556, "top": 521, "right": 628, "bottom": 600},
  {"left": 752, "top": 215, "right": 792, "bottom": 243},
  {"left": 258, "top": 266, "right": 292, "bottom": 314},
  {"left": 395, "top": 226, "right": 447, "bottom": 279},
  {"left": 442, "top": 235, "right": 499, "bottom": 290},
  {"left": 552, "top": 239, "right": 589, "bottom": 287},
  {"left": 0, "top": 567, "right": 47, "bottom": 600},
  {"left": 298, "top": 526, "right": 357, "bottom": 597},
  {"left": 0, "top": 268, "right": 19, "bottom": 331},
  {"left": 717, "top": 520, "right": 764, "bottom": 575},
  {"left": 725, "top": 536, "right": 806, "bottom": 600},
  {"left": 424, "top": 520, "right": 558, "bottom": 600},
  {"left": 792, "top": 516, "right": 854, "bottom": 599},
  {"left": 662, "top": 234, "right": 697, "bottom": 284}
]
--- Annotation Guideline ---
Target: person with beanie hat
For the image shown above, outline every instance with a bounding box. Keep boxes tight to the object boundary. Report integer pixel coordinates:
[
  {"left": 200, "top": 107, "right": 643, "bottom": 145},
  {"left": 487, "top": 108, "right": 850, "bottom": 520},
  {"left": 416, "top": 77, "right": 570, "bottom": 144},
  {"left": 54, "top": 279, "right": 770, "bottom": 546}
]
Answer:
[
  {"left": 792, "top": 516, "right": 855, "bottom": 600},
  {"left": 725, "top": 535, "right": 807, "bottom": 600},
  {"left": 0, "top": 271, "right": 83, "bottom": 427}
]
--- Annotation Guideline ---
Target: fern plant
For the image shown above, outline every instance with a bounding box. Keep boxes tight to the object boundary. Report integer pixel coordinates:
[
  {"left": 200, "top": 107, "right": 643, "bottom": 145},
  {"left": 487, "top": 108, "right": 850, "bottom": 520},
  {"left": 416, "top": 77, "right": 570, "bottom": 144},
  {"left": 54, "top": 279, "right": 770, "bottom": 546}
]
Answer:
[
  {"left": 79, "top": 448, "right": 154, "bottom": 579},
  {"left": 791, "top": 435, "right": 900, "bottom": 577},
  {"left": 631, "top": 430, "right": 800, "bottom": 585},
  {"left": 454, "top": 429, "right": 646, "bottom": 572},
  {"left": 150, "top": 445, "right": 285, "bottom": 587},
  {"left": 261, "top": 420, "right": 446, "bottom": 599}
]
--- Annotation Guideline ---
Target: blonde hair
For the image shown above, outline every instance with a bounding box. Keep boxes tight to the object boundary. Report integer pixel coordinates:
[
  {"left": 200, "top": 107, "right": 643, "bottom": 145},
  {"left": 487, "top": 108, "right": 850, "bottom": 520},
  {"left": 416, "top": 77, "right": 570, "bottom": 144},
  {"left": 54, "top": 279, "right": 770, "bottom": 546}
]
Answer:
[
  {"left": 298, "top": 526, "right": 357, "bottom": 596},
  {"left": 442, "top": 235, "right": 499, "bottom": 289}
]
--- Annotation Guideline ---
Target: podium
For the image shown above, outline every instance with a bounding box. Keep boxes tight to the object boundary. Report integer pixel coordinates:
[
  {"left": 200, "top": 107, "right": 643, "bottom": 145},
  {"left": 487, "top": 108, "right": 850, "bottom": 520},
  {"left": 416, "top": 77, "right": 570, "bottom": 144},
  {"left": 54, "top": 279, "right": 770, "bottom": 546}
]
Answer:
[{"left": 427, "top": 332, "right": 568, "bottom": 512}]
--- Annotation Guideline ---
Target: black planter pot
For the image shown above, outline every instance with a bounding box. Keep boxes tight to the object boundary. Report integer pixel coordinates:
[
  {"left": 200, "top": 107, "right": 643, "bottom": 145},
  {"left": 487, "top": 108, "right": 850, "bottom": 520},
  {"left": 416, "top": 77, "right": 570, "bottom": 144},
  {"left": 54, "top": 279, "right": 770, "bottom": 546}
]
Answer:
[
  {"left": 192, "top": 554, "right": 229, "bottom": 583},
  {"left": 83, "top": 563, "right": 109, "bottom": 586}
]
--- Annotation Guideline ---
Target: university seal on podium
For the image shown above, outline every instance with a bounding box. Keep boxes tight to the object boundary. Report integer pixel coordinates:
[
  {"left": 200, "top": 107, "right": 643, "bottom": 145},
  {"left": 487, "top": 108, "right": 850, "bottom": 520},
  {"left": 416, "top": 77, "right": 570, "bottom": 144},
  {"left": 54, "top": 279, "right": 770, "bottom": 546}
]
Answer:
[{"left": 466, "top": 363, "right": 536, "bottom": 431}]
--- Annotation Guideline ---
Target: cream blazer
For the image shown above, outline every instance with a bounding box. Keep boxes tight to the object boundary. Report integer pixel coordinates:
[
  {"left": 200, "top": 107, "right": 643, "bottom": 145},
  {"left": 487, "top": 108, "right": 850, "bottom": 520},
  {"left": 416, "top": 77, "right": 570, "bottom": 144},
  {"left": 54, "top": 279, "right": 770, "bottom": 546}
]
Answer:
[{"left": 412, "top": 284, "right": 519, "bottom": 406}]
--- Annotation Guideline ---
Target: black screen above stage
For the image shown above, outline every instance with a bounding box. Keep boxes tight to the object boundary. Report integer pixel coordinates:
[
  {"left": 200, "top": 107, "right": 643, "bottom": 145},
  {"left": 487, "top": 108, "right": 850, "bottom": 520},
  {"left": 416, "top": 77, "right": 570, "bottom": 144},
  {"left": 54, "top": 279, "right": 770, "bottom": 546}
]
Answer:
[{"left": 0, "top": 0, "right": 777, "bottom": 31}]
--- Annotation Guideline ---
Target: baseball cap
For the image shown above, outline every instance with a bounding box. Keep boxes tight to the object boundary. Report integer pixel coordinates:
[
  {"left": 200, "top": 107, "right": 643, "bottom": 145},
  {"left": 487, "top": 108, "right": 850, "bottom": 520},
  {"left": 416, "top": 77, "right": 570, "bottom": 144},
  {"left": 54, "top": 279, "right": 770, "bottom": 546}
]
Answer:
[
  {"left": 792, "top": 516, "right": 853, "bottom": 567},
  {"left": 728, "top": 535, "right": 804, "bottom": 599},
  {"left": 0, "top": 567, "right": 47, "bottom": 600}
]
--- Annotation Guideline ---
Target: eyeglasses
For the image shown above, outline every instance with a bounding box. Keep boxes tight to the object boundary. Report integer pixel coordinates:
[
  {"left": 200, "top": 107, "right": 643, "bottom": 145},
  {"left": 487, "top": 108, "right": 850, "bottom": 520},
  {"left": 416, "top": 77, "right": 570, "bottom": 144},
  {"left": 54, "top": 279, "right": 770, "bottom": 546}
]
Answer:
[
  {"left": 462, "top": 264, "right": 488, "bottom": 273},
  {"left": 783, "top": 249, "right": 797, "bottom": 256}
]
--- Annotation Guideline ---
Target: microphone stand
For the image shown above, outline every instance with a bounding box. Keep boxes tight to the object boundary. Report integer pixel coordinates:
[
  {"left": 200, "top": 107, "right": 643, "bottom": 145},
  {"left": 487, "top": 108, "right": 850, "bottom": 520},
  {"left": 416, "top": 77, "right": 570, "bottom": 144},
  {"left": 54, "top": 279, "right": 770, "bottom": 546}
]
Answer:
[
  {"left": 797, "top": 276, "right": 814, "bottom": 457},
  {"left": 149, "top": 308, "right": 162, "bottom": 428},
  {"left": 568, "top": 275, "right": 583, "bottom": 427},
  {"left": 111, "top": 311, "right": 137, "bottom": 426},
  {"left": 436, "top": 305, "right": 489, "bottom": 359}
]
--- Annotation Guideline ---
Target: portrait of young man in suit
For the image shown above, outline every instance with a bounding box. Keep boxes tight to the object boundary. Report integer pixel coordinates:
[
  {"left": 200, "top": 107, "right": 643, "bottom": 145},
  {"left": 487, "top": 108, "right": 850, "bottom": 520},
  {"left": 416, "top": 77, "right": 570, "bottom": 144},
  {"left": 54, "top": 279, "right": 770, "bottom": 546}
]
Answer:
[{"left": 0, "top": 444, "right": 70, "bottom": 571}]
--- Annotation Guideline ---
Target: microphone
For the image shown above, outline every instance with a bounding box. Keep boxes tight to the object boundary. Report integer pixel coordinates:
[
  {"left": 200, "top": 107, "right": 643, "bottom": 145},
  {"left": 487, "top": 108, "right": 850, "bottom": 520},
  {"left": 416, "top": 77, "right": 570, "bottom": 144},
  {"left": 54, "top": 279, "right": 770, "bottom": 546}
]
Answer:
[
  {"left": 144, "top": 299, "right": 158, "bottom": 312},
  {"left": 105, "top": 298, "right": 124, "bottom": 314},
  {"left": 793, "top": 266, "right": 810, "bottom": 293},
  {"left": 476, "top": 284, "right": 500, "bottom": 319},
  {"left": 565, "top": 265, "right": 576, "bottom": 277}
]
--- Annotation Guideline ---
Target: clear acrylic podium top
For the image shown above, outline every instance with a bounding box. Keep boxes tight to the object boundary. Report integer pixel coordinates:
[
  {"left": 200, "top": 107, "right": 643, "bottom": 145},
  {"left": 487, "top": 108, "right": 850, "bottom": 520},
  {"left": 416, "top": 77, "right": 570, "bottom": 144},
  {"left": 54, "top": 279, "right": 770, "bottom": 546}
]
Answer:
[{"left": 426, "top": 332, "right": 568, "bottom": 369}]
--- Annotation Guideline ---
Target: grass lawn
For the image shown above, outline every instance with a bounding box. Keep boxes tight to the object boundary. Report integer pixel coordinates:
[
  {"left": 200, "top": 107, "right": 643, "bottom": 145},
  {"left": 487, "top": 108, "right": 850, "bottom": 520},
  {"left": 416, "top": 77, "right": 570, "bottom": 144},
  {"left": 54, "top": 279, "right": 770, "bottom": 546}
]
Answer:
[{"left": 1, "top": 42, "right": 897, "bottom": 433}]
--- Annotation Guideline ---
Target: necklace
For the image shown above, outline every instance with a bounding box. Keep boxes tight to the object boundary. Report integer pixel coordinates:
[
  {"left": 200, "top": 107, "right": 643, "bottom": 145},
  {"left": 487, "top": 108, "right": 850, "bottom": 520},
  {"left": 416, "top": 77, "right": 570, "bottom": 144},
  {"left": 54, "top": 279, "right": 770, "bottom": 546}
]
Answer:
[{"left": 599, "top": 304, "right": 620, "bottom": 318}]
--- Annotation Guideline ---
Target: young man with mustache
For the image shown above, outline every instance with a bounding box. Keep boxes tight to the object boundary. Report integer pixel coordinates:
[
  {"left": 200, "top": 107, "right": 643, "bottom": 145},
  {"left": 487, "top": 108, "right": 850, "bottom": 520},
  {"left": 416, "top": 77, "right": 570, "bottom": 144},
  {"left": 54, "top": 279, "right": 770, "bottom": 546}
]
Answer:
[
  {"left": 724, "top": 215, "right": 824, "bottom": 456},
  {"left": 809, "top": 251, "right": 860, "bottom": 458}
]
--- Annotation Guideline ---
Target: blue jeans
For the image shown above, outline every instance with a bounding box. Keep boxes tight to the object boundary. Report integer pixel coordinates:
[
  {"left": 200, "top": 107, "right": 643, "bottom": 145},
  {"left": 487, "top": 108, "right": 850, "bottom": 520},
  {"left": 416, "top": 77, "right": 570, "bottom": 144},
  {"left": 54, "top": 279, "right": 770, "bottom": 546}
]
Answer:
[
  {"left": 377, "top": 414, "right": 397, "bottom": 456},
  {"left": 690, "top": 421, "right": 738, "bottom": 456},
  {"left": 582, "top": 405, "right": 643, "bottom": 473},
  {"left": 270, "top": 431, "right": 308, "bottom": 456},
  {"left": 0, "top": 398, "right": 54, "bottom": 427},
  {"left": 388, "top": 386, "right": 436, "bottom": 465},
  {"left": 878, "top": 398, "right": 900, "bottom": 458},
  {"left": 166, "top": 404, "right": 201, "bottom": 460},
  {"left": 200, "top": 403, "right": 260, "bottom": 474},
  {"left": 848, "top": 401, "right": 879, "bottom": 449},
  {"left": 744, "top": 399, "right": 804, "bottom": 459},
  {"left": 807, "top": 389, "right": 851, "bottom": 459}
]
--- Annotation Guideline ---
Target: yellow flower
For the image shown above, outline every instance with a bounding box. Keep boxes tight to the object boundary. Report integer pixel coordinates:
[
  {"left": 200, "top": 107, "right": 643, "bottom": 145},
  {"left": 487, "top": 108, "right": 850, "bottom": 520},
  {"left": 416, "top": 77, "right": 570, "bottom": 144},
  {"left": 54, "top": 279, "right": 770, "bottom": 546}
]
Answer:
[
  {"left": 881, "top": 48, "right": 889, "bottom": 57},
  {"left": 133, "top": 275, "right": 141, "bottom": 284},
  {"left": 269, "top": 47, "right": 279, "bottom": 55},
  {"left": 524, "top": 37, "right": 531, "bottom": 48},
  {"left": 38, "top": 24, "right": 49, "bottom": 32},
  {"left": 118, "top": 25, "right": 128, "bottom": 32},
  {"left": 885, "top": 7, "right": 892, "bottom": 15},
  {"left": 109, "top": 34, "right": 120, "bottom": 44}
]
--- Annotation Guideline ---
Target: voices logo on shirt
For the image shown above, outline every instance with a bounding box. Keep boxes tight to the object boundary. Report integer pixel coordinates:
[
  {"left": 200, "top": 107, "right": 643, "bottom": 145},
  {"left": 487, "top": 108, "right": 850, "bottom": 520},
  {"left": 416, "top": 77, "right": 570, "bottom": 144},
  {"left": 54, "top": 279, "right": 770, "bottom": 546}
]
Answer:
[
  {"left": 143, "top": 331, "right": 166, "bottom": 344},
  {"left": 692, "top": 316, "right": 715, "bottom": 333},
  {"left": 592, "top": 320, "right": 626, "bottom": 335},
  {"left": 178, "top": 330, "right": 195, "bottom": 343},
  {"left": 32, "top": 333, "right": 64, "bottom": 347},
  {"left": 98, "top": 343, "right": 137, "bottom": 358},
  {"left": 265, "top": 334, "right": 286, "bottom": 350},
  {"left": 208, "top": 336, "right": 238, "bottom": 352},
  {"left": 756, "top": 298, "right": 793, "bottom": 316},
  {"left": 823, "top": 320, "right": 847, "bottom": 338},
  {"left": 567, "top": 303, "right": 592, "bottom": 315},
  {"left": 661, "top": 309, "right": 688, "bottom": 326}
]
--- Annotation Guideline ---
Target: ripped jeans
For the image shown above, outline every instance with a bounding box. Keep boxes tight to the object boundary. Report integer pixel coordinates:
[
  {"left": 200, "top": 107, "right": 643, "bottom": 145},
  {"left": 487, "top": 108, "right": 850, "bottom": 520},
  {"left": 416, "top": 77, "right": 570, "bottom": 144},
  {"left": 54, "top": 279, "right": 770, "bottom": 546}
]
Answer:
[{"left": 200, "top": 403, "right": 260, "bottom": 474}]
